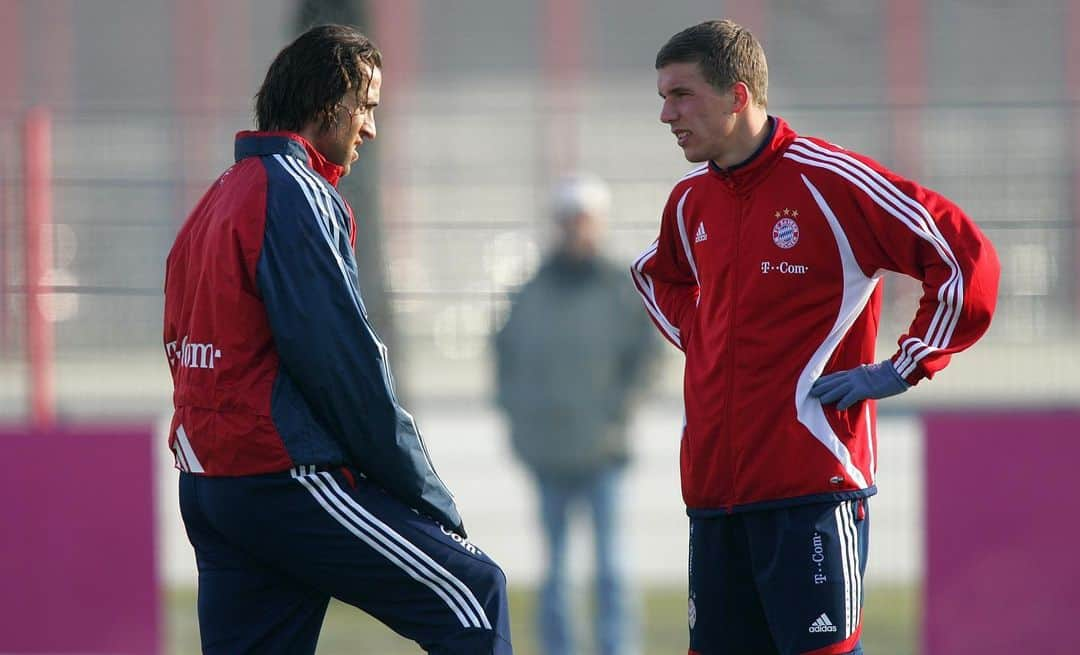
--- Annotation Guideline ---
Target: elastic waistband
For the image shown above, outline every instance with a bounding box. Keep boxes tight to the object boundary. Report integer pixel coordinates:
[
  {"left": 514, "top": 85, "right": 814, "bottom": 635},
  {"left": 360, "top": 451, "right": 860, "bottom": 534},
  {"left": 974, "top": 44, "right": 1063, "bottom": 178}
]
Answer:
[
  {"left": 179, "top": 463, "right": 351, "bottom": 480},
  {"left": 687, "top": 486, "right": 877, "bottom": 517}
]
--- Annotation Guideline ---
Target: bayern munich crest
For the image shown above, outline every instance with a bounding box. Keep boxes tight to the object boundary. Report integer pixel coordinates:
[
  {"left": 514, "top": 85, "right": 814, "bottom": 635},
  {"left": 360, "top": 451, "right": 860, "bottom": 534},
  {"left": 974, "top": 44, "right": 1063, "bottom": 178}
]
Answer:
[{"left": 772, "top": 208, "right": 800, "bottom": 249}]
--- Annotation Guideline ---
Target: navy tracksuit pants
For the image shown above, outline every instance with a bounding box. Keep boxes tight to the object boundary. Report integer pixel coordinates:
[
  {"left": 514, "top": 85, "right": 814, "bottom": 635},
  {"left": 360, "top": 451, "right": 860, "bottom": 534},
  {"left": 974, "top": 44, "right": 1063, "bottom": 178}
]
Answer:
[
  {"left": 688, "top": 498, "right": 870, "bottom": 655},
  {"left": 179, "top": 466, "right": 513, "bottom": 654}
]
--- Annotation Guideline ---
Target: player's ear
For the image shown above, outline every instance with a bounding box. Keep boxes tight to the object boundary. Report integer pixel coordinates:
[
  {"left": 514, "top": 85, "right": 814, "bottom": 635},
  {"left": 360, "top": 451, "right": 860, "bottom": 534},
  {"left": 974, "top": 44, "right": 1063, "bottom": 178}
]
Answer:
[{"left": 730, "top": 82, "right": 751, "bottom": 114}]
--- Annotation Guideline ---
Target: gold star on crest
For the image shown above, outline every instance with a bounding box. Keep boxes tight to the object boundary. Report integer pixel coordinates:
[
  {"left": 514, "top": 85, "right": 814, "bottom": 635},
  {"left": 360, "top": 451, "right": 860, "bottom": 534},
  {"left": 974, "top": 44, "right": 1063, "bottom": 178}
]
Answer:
[
  {"left": 774, "top": 211, "right": 781, "bottom": 218},
  {"left": 782, "top": 208, "right": 792, "bottom": 216}
]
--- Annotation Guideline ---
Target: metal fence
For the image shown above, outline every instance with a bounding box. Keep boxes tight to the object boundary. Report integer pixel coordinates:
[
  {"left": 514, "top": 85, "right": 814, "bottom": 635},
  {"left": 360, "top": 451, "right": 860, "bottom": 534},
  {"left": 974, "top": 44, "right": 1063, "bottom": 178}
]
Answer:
[
  {"left": 1, "top": 91, "right": 1078, "bottom": 415},
  {"left": 2, "top": 0, "right": 1080, "bottom": 416}
]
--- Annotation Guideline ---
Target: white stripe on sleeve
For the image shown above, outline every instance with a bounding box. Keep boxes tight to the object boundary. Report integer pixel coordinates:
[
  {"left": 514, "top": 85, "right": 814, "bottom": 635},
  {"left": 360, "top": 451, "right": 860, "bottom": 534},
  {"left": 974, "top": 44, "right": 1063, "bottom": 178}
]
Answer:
[
  {"left": 631, "top": 242, "right": 683, "bottom": 349},
  {"left": 784, "top": 139, "right": 964, "bottom": 363},
  {"left": 674, "top": 187, "right": 700, "bottom": 287}
]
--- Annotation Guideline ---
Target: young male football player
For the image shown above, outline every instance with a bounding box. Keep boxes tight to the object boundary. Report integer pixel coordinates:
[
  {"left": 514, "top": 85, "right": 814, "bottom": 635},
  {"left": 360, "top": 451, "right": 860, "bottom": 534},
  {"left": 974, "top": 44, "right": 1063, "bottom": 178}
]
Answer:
[
  {"left": 633, "top": 19, "right": 999, "bottom": 655},
  {"left": 164, "top": 24, "right": 512, "bottom": 654}
]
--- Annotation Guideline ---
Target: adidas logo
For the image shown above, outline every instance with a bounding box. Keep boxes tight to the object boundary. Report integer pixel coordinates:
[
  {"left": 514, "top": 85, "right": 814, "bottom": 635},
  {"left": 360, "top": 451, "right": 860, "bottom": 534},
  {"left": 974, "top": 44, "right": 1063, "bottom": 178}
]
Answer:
[
  {"left": 694, "top": 222, "right": 708, "bottom": 243},
  {"left": 808, "top": 613, "right": 838, "bottom": 633}
]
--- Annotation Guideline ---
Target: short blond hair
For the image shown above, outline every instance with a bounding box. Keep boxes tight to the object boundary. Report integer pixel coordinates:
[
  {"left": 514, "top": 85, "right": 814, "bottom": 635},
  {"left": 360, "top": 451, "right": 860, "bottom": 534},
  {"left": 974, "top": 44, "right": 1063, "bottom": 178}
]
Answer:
[{"left": 655, "top": 19, "right": 768, "bottom": 108}]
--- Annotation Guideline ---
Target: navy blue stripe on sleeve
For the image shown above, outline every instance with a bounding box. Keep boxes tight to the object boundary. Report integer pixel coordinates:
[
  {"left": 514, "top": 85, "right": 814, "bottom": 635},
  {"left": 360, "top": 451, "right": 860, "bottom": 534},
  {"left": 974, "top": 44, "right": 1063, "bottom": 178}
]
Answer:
[{"left": 255, "top": 153, "right": 463, "bottom": 532}]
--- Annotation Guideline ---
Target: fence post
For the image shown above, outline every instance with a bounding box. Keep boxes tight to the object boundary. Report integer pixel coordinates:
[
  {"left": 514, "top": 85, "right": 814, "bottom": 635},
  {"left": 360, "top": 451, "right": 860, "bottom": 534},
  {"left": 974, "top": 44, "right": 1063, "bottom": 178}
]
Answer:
[
  {"left": 1068, "top": 0, "right": 1080, "bottom": 315},
  {"left": 24, "top": 106, "right": 54, "bottom": 428}
]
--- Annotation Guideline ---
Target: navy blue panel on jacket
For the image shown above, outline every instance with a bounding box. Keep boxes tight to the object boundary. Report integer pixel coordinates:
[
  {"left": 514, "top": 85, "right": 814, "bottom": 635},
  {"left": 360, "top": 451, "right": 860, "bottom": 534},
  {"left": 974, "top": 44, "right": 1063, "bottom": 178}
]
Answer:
[{"left": 254, "top": 150, "right": 464, "bottom": 534}]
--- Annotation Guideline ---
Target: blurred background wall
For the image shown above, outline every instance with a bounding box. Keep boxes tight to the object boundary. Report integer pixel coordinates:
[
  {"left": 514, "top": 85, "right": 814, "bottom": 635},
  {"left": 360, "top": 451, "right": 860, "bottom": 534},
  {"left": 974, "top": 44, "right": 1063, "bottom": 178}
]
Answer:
[
  {"left": 1, "top": 0, "right": 1077, "bottom": 410},
  {"left": 0, "top": 0, "right": 1077, "bottom": 652}
]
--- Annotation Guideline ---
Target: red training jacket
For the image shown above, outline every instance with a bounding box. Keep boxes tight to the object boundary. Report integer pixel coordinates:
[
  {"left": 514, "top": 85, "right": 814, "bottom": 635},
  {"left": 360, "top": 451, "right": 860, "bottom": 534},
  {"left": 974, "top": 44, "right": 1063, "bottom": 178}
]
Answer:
[
  {"left": 632, "top": 117, "right": 999, "bottom": 514},
  {"left": 163, "top": 131, "right": 463, "bottom": 532}
]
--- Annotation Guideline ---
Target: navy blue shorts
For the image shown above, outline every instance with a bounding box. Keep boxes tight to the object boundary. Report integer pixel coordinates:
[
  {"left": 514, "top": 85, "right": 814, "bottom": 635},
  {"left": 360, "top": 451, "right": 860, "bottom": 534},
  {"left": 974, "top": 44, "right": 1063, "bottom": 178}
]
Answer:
[
  {"left": 179, "top": 466, "right": 513, "bottom": 654},
  {"left": 688, "top": 498, "right": 869, "bottom": 655}
]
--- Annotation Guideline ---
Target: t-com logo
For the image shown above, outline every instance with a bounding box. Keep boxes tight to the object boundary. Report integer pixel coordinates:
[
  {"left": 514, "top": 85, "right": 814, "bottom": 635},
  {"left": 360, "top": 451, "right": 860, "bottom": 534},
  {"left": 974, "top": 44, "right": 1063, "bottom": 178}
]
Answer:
[
  {"left": 810, "top": 531, "right": 828, "bottom": 584},
  {"left": 166, "top": 336, "right": 223, "bottom": 369},
  {"left": 772, "top": 208, "right": 800, "bottom": 249},
  {"left": 760, "top": 261, "right": 809, "bottom": 275},
  {"left": 439, "top": 524, "right": 484, "bottom": 556}
]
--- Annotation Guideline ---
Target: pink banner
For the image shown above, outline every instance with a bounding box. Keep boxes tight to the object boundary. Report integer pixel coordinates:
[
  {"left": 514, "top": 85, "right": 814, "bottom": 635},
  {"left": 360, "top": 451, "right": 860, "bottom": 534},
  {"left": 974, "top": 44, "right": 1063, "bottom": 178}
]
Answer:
[
  {"left": 0, "top": 424, "right": 160, "bottom": 654},
  {"left": 923, "top": 409, "right": 1080, "bottom": 655}
]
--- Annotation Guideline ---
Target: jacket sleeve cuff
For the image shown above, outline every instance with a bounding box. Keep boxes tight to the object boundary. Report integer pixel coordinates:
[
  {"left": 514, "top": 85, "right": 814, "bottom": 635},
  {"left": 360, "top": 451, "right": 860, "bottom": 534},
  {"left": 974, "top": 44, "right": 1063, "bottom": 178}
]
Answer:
[
  {"left": 889, "top": 352, "right": 926, "bottom": 386},
  {"left": 883, "top": 359, "right": 912, "bottom": 389}
]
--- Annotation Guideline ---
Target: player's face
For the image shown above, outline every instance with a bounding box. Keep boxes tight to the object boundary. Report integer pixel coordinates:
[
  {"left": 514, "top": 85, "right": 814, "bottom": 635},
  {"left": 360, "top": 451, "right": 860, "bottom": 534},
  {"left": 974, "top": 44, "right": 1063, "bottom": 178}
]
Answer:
[
  {"left": 315, "top": 65, "right": 381, "bottom": 177},
  {"left": 658, "top": 61, "right": 737, "bottom": 163}
]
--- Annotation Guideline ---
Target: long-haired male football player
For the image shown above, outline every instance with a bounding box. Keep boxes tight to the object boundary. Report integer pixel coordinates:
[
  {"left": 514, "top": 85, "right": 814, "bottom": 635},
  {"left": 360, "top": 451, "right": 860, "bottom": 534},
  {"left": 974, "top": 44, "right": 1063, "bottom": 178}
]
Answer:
[
  {"left": 633, "top": 19, "right": 999, "bottom": 655},
  {"left": 164, "top": 24, "right": 512, "bottom": 654}
]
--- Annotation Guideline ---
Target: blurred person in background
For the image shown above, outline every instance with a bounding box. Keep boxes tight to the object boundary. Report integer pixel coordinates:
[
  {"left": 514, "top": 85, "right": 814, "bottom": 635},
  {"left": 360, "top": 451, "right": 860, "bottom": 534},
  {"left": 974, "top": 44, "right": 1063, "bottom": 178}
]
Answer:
[
  {"left": 634, "top": 19, "right": 999, "bottom": 655},
  {"left": 163, "top": 24, "right": 512, "bottom": 654},
  {"left": 495, "top": 175, "right": 657, "bottom": 655}
]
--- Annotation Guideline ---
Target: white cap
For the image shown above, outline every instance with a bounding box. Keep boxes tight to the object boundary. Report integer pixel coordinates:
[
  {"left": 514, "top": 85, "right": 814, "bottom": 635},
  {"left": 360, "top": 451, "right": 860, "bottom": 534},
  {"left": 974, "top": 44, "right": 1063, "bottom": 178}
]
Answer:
[{"left": 551, "top": 174, "right": 612, "bottom": 222}]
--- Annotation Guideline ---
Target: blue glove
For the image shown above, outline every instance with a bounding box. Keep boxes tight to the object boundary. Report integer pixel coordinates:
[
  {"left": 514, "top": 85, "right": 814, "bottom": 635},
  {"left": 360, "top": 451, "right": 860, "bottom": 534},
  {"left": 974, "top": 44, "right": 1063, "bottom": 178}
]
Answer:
[{"left": 810, "top": 360, "right": 910, "bottom": 410}]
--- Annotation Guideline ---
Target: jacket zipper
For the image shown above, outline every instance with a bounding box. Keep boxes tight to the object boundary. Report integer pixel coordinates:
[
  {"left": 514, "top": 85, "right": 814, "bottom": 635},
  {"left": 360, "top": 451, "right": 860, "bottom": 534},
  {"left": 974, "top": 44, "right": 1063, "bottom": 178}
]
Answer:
[{"left": 724, "top": 175, "right": 740, "bottom": 513}]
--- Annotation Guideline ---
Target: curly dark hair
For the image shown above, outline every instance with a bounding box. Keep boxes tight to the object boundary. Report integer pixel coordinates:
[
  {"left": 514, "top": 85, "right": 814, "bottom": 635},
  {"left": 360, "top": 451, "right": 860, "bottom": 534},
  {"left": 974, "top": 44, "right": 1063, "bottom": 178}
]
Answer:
[{"left": 255, "top": 24, "right": 382, "bottom": 132}]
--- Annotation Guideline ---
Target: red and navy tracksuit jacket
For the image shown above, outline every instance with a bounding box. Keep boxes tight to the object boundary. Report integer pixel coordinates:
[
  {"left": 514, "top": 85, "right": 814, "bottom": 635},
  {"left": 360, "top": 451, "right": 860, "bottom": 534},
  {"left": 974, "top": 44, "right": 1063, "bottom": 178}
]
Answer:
[
  {"left": 163, "top": 131, "right": 463, "bottom": 533},
  {"left": 633, "top": 116, "right": 1000, "bottom": 515}
]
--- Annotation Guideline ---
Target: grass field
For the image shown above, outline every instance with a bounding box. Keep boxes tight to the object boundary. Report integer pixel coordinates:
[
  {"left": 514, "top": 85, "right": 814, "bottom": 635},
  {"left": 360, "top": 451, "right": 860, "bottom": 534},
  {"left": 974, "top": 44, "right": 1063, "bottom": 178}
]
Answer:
[{"left": 169, "top": 583, "right": 917, "bottom": 654}]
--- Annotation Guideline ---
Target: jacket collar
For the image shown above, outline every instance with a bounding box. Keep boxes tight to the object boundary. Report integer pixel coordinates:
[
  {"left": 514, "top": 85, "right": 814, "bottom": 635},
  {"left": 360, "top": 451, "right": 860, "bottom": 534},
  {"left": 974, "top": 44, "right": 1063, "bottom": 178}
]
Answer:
[
  {"left": 707, "top": 116, "right": 796, "bottom": 190},
  {"left": 234, "top": 131, "right": 345, "bottom": 187}
]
